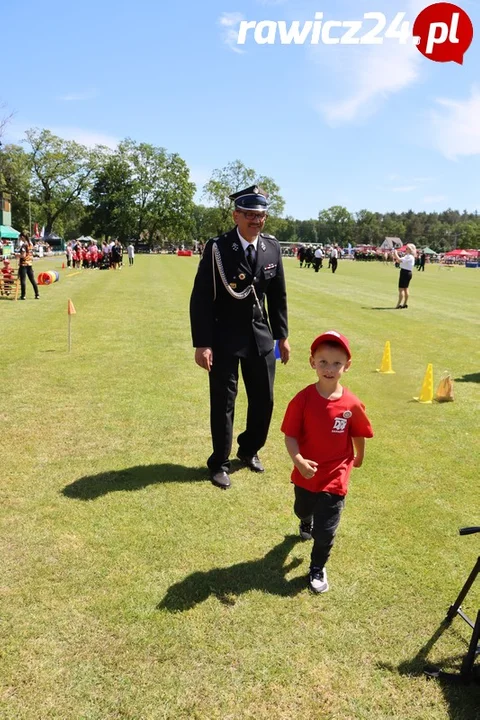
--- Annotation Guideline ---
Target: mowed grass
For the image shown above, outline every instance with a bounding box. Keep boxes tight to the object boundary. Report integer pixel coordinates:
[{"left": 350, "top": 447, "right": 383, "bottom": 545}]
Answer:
[{"left": 1, "top": 256, "right": 479, "bottom": 720}]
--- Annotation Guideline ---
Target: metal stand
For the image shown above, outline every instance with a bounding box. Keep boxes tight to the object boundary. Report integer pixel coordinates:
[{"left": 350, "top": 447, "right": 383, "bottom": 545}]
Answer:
[{"left": 425, "top": 527, "right": 480, "bottom": 682}]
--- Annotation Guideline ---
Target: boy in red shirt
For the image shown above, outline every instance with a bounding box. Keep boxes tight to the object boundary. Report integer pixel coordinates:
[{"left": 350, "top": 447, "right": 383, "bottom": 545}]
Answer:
[{"left": 281, "top": 331, "right": 373, "bottom": 594}]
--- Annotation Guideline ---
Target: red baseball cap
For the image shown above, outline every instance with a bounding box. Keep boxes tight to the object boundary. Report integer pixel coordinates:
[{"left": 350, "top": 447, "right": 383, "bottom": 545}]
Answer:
[{"left": 310, "top": 331, "right": 351, "bottom": 360}]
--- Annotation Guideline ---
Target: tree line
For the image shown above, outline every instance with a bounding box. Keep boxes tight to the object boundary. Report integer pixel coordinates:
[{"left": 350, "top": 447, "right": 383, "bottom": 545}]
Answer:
[{"left": 0, "top": 128, "right": 479, "bottom": 252}]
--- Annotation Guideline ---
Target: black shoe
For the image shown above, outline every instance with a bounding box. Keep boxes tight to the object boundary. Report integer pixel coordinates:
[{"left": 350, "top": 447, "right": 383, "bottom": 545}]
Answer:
[
  {"left": 210, "top": 471, "right": 231, "bottom": 489},
  {"left": 299, "top": 519, "right": 313, "bottom": 540},
  {"left": 20, "top": 297, "right": 25, "bottom": 300},
  {"left": 401, "top": 304, "right": 408, "bottom": 309},
  {"left": 236, "top": 452, "right": 264, "bottom": 473}
]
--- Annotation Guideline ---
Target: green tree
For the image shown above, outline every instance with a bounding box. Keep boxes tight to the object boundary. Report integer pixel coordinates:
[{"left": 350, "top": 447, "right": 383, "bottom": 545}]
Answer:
[
  {"left": 119, "top": 139, "right": 195, "bottom": 245},
  {"left": 25, "top": 128, "right": 100, "bottom": 235},
  {"left": 203, "top": 160, "right": 285, "bottom": 230},
  {"left": 318, "top": 206, "right": 354, "bottom": 246},
  {"left": 354, "top": 210, "right": 383, "bottom": 245},
  {"left": 191, "top": 205, "right": 224, "bottom": 242},
  {"left": 296, "top": 219, "right": 318, "bottom": 245},
  {"left": 456, "top": 221, "right": 480, "bottom": 249},
  {"left": 86, "top": 153, "right": 135, "bottom": 241},
  {"left": 0, "top": 143, "right": 32, "bottom": 232}
]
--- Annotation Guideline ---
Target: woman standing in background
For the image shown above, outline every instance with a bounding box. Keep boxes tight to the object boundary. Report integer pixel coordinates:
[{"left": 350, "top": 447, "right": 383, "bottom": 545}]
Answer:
[{"left": 393, "top": 243, "right": 416, "bottom": 309}]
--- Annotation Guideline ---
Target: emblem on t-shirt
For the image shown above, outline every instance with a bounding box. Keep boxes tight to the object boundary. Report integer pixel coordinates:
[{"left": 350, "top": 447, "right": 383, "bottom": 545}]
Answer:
[
  {"left": 343, "top": 410, "right": 352, "bottom": 419},
  {"left": 332, "top": 417, "right": 348, "bottom": 433}
]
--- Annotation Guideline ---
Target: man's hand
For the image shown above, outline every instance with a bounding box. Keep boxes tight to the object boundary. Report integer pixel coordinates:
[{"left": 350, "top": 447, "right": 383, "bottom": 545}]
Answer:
[
  {"left": 295, "top": 458, "right": 318, "bottom": 479},
  {"left": 278, "top": 338, "right": 291, "bottom": 364},
  {"left": 195, "top": 347, "right": 213, "bottom": 372}
]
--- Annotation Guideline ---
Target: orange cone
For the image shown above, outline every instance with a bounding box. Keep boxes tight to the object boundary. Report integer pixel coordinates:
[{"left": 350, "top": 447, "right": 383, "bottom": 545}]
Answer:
[{"left": 62, "top": 262, "right": 65, "bottom": 269}]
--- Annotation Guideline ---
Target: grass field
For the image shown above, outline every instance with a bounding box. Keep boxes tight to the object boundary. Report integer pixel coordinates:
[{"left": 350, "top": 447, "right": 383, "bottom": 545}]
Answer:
[{"left": 1, "top": 255, "right": 479, "bottom": 720}]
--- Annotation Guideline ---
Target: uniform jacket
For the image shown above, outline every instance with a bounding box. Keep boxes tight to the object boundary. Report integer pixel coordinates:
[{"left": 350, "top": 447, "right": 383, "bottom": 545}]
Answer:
[{"left": 190, "top": 227, "right": 288, "bottom": 357}]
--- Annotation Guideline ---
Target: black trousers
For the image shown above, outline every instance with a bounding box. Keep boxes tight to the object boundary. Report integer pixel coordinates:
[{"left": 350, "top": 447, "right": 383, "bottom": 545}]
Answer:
[
  {"left": 19, "top": 265, "right": 39, "bottom": 298},
  {"left": 330, "top": 258, "right": 338, "bottom": 273},
  {"left": 294, "top": 486, "right": 345, "bottom": 569},
  {"left": 207, "top": 348, "right": 276, "bottom": 473},
  {"left": 313, "top": 258, "right": 322, "bottom": 272}
]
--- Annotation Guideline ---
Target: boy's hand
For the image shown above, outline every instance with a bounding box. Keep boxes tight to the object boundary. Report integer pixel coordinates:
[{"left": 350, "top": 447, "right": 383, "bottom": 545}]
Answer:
[
  {"left": 296, "top": 459, "right": 318, "bottom": 479},
  {"left": 353, "top": 456, "right": 363, "bottom": 468}
]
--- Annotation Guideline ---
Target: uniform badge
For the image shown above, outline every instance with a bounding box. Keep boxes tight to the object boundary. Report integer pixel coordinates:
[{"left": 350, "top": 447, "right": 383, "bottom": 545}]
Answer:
[
  {"left": 232, "top": 242, "right": 239, "bottom": 251},
  {"left": 239, "top": 273, "right": 246, "bottom": 280},
  {"left": 260, "top": 241, "right": 266, "bottom": 251},
  {"left": 343, "top": 411, "right": 352, "bottom": 419},
  {"left": 229, "top": 283, "right": 237, "bottom": 289},
  {"left": 332, "top": 417, "right": 347, "bottom": 433}
]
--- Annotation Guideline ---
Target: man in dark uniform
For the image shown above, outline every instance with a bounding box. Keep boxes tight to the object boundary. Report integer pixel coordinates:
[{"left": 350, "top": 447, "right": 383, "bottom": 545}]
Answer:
[{"left": 190, "top": 186, "right": 290, "bottom": 489}]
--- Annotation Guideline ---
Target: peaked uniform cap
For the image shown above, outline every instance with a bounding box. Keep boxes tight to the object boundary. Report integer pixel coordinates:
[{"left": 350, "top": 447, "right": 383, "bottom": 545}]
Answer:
[{"left": 229, "top": 185, "right": 269, "bottom": 211}]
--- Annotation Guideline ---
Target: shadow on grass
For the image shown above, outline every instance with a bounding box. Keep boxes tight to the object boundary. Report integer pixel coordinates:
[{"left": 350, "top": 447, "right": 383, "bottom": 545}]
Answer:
[
  {"left": 62, "top": 463, "right": 214, "bottom": 500},
  {"left": 362, "top": 306, "right": 399, "bottom": 311},
  {"left": 455, "top": 373, "right": 480, "bottom": 384},
  {"left": 379, "top": 619, "right": 480, "bottom": 719},
  {"left": 157, "top": 535, "right": 306, "bottom": 612}
]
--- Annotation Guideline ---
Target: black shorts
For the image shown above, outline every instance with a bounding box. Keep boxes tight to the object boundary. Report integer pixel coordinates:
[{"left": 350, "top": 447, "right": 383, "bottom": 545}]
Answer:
[{"left": 399, "top": 269, "right": 412, "bottom": 289}]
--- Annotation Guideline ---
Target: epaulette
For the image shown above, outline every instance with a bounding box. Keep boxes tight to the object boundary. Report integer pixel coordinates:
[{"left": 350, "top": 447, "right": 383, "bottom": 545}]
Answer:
[{"left": 260, "top": 233, "right": 276, "bottom": 240}]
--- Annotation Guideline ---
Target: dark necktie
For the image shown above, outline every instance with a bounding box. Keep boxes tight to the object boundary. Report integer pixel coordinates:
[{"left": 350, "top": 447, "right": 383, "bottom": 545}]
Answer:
[{"left": 246, "top": 244, "right": 256, "bottom": 272}]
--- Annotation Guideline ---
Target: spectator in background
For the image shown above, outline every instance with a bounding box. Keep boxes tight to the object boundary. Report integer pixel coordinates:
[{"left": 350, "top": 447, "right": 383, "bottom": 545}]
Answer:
[
  {"left": 417, "top": 251, "right": 426, "bottom": 272},
  {"left": 17, "top": 232, "right": 39, "bottom": 300},
  {"left": 393, "top": 243, "right": 416, "bottom": 309},
  {"left": 313, "top": 246, "right": 324, "bottom": 273},
  {"left": 111, "top": 240, "right": 123, "bottom": 269},
  {"left": 330, "top": 245, "right": 339, "bottom": 274},
  {"left": 66, "top": 242, "right": 73, "bottom": 268},
  {"left": 127, "top": 242, "right": 135, "bottom": 266}
]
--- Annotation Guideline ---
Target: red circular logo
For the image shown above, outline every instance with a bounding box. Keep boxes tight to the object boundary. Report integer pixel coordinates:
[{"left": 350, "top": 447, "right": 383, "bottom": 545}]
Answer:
[{"left": 413, "top": 3, "right": 473, "bottom": 64}]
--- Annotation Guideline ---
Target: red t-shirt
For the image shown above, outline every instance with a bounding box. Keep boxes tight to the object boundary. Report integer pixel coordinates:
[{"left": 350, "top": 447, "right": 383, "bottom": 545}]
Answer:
[{"left": 281, "top": 384, "right": 374, "bottom": 495}]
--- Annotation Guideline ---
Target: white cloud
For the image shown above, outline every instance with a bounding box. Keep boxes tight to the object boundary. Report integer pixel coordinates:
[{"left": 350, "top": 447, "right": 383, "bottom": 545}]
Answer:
[
  {"left": 218, "top": 13, "right": 246, "bottom": 54},
  {"left": 319, "top": 41, "right": 421, "bottom": 125},
  {"left": 315, "top": 0, "right": 424, "bottom": 125},
  {"left": 5, "top": 122, "right": 119, "bottom": 149},
  {"left": 391, "top": 185, "right": 417, "bottom": 192},
  {"left": 59, "top": 89, "right": 99, "bottom": 102},
  {"left": 430, "top": 86, "right": 480, "bottom": 159},
  {"left": 49, "top": 127, "right": 119, "bottom": 149}
]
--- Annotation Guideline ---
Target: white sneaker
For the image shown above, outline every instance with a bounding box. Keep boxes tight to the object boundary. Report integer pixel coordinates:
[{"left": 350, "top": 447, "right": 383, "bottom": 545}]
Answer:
[{"left": 309, "top": 566, "right": 329, "bottom": 594}]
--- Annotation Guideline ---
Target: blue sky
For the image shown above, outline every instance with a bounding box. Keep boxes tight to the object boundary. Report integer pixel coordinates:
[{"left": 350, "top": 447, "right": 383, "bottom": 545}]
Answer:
[{"left": 4, "top": 0, "right": 480, "bottom": 219}]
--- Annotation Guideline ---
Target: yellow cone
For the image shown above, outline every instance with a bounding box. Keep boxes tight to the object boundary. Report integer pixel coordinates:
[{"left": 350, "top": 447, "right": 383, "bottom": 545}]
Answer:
[
  {"left": 414, "top": 363, "right": 434, "bottom": 404},
  {"left": 376, "top": 341, "right": 395, "bottom": 374}
]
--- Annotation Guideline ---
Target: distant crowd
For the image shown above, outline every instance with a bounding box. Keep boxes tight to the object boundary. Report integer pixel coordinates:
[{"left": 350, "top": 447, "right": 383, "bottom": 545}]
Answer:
[{"left": 65, "top": 240, "right": 135, "bottom": 269}]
